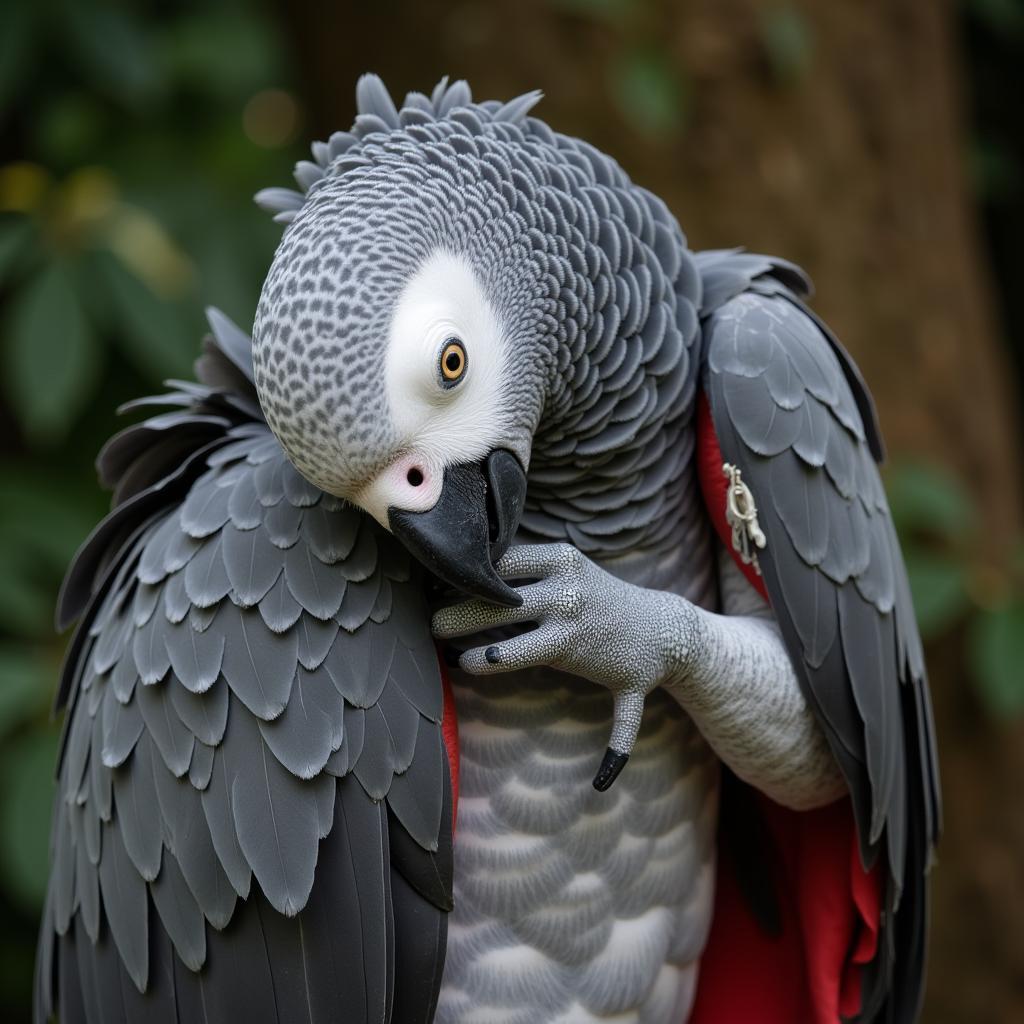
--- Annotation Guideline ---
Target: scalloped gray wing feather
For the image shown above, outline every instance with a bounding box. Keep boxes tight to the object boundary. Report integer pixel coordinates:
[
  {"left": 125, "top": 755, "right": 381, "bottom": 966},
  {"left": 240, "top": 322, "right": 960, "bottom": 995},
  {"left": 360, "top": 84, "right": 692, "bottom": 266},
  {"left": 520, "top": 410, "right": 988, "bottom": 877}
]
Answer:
[
  {"left": 700, "top": 253, "right": 940, "bottom": 1023},
  {"left": 35, "top": 306, "right": 453, "bottom": 1024}
]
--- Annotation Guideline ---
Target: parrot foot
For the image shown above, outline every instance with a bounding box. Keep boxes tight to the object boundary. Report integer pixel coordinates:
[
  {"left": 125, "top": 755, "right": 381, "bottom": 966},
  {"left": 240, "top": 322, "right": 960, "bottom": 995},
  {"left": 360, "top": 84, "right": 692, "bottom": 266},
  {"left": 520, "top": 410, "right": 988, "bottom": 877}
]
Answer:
[{"left": 431, "top": 542, "right": 685, "bottom": 791}]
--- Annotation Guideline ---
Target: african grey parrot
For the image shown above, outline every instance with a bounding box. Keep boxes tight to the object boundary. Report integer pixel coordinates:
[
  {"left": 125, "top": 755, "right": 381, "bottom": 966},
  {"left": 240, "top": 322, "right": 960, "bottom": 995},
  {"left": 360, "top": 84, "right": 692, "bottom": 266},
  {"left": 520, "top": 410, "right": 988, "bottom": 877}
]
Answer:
[{"left": 35, "top": 75, "right": 940, "bottom": 1024}]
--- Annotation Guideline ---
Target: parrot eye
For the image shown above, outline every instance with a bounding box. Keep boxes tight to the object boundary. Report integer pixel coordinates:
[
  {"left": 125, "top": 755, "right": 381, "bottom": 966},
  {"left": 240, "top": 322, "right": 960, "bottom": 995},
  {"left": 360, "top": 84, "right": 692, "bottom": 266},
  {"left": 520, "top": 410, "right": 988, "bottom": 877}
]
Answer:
[{"left": 439, "top": 339, "right": 467, "bottom": 388}]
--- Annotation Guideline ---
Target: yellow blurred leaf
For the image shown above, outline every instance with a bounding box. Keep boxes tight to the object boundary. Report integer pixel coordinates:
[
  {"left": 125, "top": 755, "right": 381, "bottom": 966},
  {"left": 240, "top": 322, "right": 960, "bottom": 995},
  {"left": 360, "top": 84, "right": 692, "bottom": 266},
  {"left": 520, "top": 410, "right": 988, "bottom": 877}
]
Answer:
[
  {"left": 0, "top": 162, "right": 51, "bottom": 214},
  {"left": 104, "top": 205, "right": 194, "bottom": 299}
]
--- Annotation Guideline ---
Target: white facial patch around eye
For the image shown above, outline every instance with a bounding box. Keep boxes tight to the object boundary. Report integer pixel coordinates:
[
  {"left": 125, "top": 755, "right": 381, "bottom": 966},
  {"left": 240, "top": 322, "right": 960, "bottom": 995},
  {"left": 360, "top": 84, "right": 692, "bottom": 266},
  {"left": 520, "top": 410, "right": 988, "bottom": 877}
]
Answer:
[{"left": 384, "top": 250, "right": 508, "bottom": 472}]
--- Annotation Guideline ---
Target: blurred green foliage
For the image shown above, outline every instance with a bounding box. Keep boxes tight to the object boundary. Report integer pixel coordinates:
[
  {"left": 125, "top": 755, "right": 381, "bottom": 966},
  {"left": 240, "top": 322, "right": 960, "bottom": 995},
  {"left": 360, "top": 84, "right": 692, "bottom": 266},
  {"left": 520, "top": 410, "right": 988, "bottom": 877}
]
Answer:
[
  {"left": 758, "top": 5, "right": 814, "bottom": 84},
  {"left": 888, "top": 461, "right": 1024, "bottom": 717},
  {"left": 0, "top": 0, "right": 303, "bottom": 1014},
  {"left": 610, "top": 49, "right": 688, "bottom": 138},
  {"left": 968, "top": 0, "right": 1024, "bottom": 35}
]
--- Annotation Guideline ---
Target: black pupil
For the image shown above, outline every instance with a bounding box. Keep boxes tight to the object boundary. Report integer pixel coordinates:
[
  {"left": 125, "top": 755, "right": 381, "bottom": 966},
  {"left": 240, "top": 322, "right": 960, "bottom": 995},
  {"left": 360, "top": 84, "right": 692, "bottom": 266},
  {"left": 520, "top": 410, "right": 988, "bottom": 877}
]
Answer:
[
  {"left": 445, "top": 350, "right": 462, "bottom": 373},
  {"left": 407, "top": 468, "right": 424, "bottom": 487}
]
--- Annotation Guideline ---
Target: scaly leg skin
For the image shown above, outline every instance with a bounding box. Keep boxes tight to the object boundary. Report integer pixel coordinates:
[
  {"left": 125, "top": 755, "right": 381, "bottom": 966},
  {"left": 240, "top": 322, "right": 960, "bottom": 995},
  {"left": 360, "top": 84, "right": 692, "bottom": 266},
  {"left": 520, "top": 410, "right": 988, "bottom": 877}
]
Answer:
[{"left": 431, "top": 542, "right": 845, "bottom": 811}]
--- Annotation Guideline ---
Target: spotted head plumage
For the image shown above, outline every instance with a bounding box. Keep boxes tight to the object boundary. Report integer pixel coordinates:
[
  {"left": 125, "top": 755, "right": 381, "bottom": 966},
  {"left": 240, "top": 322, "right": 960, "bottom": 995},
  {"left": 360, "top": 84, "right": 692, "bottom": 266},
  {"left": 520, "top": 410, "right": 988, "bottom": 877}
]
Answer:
[
  {"left": 252, "top": 73, "right": 702, "bottom": 553},
  {"left": 252, "top": 76, "right": 554, "bottom": 521}
]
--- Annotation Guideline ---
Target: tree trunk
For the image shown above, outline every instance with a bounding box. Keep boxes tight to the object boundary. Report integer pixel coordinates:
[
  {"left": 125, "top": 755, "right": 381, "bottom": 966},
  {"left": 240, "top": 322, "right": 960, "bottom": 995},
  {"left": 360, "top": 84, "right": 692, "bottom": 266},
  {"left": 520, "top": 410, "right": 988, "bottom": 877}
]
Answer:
[{"left": 278, "top": 2, "right": 1023, "bottom": 1019}]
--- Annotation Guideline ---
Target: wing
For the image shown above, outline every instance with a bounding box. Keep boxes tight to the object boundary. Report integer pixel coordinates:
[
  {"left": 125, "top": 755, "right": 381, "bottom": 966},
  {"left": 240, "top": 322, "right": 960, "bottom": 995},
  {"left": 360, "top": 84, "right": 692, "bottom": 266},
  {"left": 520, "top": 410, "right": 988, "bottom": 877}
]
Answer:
[
  {"left": 35, "top": 311, "right": 452, "bottom": 1024},
  {"left": 700, "top": 260, "right": 941, "bottom": 1022}
]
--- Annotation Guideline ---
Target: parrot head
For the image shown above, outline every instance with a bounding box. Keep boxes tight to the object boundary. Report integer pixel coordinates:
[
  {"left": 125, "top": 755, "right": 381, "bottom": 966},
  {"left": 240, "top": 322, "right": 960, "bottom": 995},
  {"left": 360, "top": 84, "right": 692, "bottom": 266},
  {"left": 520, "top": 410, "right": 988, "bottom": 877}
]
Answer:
[{"left": 252, "top": 150, "right": 553, "bottom": 606}]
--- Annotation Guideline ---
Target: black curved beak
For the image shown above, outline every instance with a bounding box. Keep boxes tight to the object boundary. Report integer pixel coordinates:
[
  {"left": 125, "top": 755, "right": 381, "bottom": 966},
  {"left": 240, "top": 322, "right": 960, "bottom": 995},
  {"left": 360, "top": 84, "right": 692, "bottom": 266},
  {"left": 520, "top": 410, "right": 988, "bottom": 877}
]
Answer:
[{"left": 387, "top": 450, "right": 527, "bottom": 606}]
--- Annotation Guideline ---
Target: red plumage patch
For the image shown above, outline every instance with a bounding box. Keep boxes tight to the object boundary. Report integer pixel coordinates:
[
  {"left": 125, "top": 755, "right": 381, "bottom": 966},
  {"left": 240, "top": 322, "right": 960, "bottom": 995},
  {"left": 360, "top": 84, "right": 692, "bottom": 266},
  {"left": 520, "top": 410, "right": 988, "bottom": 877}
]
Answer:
[
  {"left": 439, "top": 656, "right": 459, "bottom": 833},
  {"left": 692, "top": 388, "right": 882, "bottom": 1023},
  {"left": 695, "top": 391, "right": 769, "bottom": 601}
]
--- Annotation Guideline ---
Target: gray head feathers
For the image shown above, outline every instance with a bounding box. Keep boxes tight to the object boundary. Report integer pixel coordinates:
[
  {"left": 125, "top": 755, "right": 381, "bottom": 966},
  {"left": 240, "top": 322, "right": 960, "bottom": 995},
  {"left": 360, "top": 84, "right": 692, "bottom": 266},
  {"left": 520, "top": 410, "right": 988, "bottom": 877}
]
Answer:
[
  {"left": 251, "top": 73, "right": 710, "bottom": 555},
  {"left": 254, "top": 75, "right": 543, "bottom": 226}
]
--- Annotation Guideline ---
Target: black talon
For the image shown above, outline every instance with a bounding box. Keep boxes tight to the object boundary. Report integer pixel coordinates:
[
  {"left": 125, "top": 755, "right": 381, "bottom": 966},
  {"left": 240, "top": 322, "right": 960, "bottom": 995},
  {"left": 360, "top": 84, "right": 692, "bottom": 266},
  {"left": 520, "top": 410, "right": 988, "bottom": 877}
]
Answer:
[{"left": 592, "top": 747, "right": 629, "bottom": 791}]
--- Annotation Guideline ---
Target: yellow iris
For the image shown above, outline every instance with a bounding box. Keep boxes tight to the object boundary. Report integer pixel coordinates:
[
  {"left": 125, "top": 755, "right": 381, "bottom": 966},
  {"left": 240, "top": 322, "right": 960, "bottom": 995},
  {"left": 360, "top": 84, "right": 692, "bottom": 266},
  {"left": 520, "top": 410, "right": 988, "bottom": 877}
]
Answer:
[{"left": 440, "top": 340, "right": 467, "bottom": 383}]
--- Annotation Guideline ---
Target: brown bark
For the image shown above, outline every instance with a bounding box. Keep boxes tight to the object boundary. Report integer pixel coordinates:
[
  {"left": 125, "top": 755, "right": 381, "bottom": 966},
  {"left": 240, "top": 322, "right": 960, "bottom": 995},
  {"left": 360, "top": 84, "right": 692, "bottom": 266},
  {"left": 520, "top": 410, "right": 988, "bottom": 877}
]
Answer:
[{"left": 278, "top": 1, "right": 1023, "bottom": 1019}]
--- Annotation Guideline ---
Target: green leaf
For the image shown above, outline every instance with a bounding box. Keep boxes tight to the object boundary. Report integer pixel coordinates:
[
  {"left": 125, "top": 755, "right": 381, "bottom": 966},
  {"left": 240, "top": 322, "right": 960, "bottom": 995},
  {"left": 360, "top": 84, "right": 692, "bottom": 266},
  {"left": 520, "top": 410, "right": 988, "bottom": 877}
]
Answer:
[
  {"left": 94, "top": 251, "right": 195, "bottom": 382},
  {"left": 760, "top": 6, "right": 814, "bottom": 84},
  {"left": 36, "top": 94, "right": 107, "bottom": 167},
  {"left": 0, "top": 726, "right": 59, "bottom": 913},
  {"left": 0, "top": 647, "right": 50, "bottom": 733},
  {"left": 3, "top": 260, "right": 101, "bottom": 443},
  {"left": 59, "top": 0, "right": 163, "bottom": 108},
  {"left": 0, "top": 2, "right": 36, "bottom": 117},
  {"left": 970, "top": 602, "right": 1024, "bottom": 717},
  {"left": 194, "top": 231, "right": 261, "bottom": 330},
  {"left": 0, "top": 466, "right": 100, "bottom": 641},
  {"left": 886, "top": 461, "right": 975, "bottom": 542},
  {"left": 0, "top": 215, "right": 37, "bottom": 287},
  {"left": 967, "top": 0, "right": 1024, "bottom": 35},
  {"left": 0, "top": 540, "right": 57, "bottom": 637},
  {"left": 610, "top": 50, "right": 687, "bottom": 139},
  {"left": 903, "top": 549, "right": 969, "bottom": 638},
  {"left": 0, "top": 464, "right": 101, "bottom": 569},
  {"left": 160, "top": 11, "right": 286, "bottom": 100}
]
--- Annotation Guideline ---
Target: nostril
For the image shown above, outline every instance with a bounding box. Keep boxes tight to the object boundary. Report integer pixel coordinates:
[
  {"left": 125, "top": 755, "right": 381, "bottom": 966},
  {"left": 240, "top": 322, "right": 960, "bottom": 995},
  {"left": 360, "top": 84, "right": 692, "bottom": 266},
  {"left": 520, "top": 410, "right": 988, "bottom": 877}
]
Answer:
[{"left": 406, "top": 467, "right": 424, "bottom": 488}]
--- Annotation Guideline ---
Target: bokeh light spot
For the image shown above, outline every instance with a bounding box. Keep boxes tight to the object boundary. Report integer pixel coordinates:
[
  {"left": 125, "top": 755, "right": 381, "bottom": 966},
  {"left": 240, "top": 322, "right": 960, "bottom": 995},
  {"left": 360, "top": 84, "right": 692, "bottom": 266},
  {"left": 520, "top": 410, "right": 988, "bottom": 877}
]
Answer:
[
  {"left": 0, "top": 163, "right": 51, "bottom": 213},
  {"left": 243, "top": 89, "right": 300, "bottom": 148}
]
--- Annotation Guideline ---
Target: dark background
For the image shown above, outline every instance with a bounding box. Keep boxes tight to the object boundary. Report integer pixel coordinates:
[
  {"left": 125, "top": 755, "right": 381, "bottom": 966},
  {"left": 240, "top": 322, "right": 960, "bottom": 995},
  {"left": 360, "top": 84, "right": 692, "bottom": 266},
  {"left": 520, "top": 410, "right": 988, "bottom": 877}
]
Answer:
[{"left": 0, "top": 1, "right": 1022, "bottom": 1020}]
